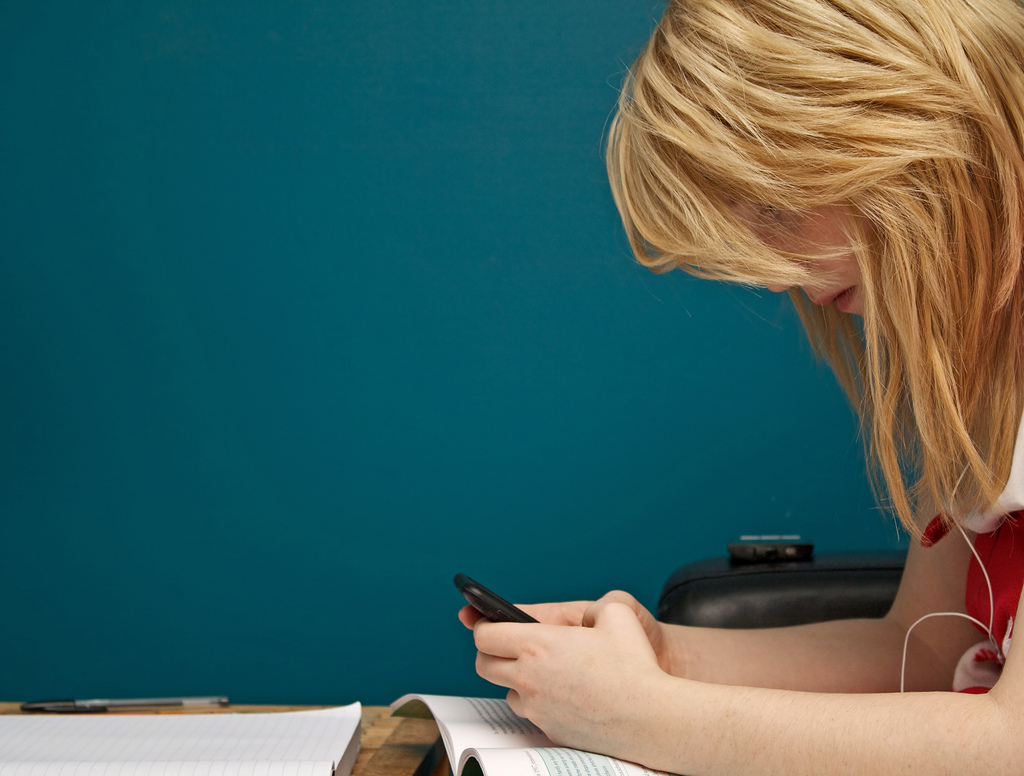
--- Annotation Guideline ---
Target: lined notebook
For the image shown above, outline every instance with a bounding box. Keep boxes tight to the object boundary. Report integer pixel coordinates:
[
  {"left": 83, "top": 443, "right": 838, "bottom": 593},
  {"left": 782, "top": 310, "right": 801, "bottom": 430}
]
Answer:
[{"left": 0, "top": 703, "right": 361, "bottom": 776}]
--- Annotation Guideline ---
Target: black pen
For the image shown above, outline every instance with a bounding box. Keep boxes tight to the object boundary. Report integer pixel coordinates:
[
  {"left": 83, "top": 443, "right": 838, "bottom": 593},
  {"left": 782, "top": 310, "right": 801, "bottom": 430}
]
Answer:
[{"left": 21, "top": 696, "right": 230, "bottom": 713}]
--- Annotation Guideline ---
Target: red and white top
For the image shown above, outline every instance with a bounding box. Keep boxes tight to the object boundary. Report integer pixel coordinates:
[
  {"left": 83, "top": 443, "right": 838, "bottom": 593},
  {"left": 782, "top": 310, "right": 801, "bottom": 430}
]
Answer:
[{"left": 921, "top": 414, "right": 1024, "bottom": 693}]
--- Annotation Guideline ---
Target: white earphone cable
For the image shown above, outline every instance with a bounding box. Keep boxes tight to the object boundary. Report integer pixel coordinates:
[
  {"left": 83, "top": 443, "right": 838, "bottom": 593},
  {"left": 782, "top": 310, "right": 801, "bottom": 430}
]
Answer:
[{"left": 899, "top": 522, "right": 998, "bottom": 692}]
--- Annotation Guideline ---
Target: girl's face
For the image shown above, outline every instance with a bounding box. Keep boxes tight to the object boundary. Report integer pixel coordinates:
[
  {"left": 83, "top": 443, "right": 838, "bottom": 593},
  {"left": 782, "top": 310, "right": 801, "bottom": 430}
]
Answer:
[{"left": 733, "top": 204, "right": 864, "bottom": 316}]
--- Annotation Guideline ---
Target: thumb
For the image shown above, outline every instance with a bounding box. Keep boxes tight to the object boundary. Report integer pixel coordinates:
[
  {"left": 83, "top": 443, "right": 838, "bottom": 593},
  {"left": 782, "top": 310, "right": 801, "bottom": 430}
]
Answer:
[
  {"left": 581, "top": 600, "right": 662, "bottom": 669},
  {"left": 581, "top": 599, "right": 643, "bottom": 631}
]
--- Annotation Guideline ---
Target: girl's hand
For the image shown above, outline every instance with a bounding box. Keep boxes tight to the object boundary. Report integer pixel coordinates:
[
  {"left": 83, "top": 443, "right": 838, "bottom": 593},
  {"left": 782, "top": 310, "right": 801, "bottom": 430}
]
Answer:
[
  {"left": 458, "top": 599, "right": 591, "bottom": 629},
  {"left": 469, "top": 593, "right": 672, "bottom": 754},
  {"left": 460, "top": 591, "right": 674, "bottom": 673}
]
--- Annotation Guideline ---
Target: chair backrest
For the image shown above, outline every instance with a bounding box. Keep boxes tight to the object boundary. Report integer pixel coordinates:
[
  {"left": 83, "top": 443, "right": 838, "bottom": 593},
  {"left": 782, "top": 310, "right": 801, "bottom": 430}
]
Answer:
[{"left": 657, "top": 550, "right": 907, "bottom": 628}]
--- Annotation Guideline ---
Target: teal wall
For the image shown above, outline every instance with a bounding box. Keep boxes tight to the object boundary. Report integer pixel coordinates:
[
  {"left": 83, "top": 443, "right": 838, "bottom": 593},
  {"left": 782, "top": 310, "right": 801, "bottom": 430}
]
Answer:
[{"left": 0, "top": 1, "right": 902, "bottom": 706}]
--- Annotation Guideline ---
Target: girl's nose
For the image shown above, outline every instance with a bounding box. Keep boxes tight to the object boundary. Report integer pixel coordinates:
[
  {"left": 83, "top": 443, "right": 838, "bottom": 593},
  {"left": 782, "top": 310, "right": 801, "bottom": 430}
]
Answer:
[{"left": 765, "top": 284, "right": 789, "bottom": 294}]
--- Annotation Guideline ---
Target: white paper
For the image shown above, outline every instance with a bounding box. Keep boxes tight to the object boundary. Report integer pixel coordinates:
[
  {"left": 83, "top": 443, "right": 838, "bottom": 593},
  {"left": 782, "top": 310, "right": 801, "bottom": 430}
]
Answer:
[{"left": 0, "top": 704, "right": 361, "bottom": 776}]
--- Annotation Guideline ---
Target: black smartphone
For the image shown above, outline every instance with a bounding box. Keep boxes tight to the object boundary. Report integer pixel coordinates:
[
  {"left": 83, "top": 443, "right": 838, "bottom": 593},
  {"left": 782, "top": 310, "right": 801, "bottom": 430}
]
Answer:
[{"left": 454, "top": 573, "right": 538, "bottom": 623}]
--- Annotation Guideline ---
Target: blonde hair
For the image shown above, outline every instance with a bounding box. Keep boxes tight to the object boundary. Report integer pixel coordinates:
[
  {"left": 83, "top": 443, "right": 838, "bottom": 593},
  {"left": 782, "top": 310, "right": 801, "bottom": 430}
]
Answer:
[{"left": 607, "top": 0, "right": 1024, "bottom": 531}]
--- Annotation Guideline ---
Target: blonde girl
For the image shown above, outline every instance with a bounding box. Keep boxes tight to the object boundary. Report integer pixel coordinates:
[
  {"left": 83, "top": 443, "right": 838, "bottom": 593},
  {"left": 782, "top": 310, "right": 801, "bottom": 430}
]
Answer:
[{"left": 461, "top": 0, "right": 1024, "bottom": 772}]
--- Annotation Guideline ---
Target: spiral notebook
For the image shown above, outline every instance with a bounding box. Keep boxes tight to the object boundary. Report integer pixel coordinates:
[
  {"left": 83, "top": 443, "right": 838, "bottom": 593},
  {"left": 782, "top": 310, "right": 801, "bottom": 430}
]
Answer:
[{"left": 0, "top": 703, "right": 361, "bottom": 776}]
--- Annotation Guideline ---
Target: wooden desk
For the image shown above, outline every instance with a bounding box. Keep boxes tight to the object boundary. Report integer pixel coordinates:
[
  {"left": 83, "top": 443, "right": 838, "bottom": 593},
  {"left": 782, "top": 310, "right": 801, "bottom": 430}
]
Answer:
[{"left": 0, "top": 703, "right": 447, "bottom": 776}]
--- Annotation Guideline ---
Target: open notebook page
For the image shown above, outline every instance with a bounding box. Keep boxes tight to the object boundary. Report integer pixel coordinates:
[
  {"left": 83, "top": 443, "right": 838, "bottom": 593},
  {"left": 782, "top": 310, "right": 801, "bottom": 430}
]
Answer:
[{"left": 0, "top": 703, "right": 361, "bottom": 776}]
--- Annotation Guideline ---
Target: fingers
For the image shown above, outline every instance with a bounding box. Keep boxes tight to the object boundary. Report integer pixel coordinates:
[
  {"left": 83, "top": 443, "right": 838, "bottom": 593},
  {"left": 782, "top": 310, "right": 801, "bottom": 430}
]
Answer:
[
  {"left": 461, "top": 601, "right": 593, "bottom": 629},
  {"left": 476, "top": 648, "right": 516, "bottom": 688},
  {"left": 505, "top": 689, "right": 523, "bottom": 718},
  {"left": 519, "top": 600, "right": 592, "bottom": 626},
  {"left": 473, "top": 618, "right": 534, "bottom": 658},
  {"left": 459, "top": 605, "right": 484, "bottom": 629}
]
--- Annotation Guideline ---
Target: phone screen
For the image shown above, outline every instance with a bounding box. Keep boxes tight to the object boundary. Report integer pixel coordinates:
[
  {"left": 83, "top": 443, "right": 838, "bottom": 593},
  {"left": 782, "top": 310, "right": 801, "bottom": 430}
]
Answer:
[{"left": 454, "top": 573, "right": 538, "bottom": 623}]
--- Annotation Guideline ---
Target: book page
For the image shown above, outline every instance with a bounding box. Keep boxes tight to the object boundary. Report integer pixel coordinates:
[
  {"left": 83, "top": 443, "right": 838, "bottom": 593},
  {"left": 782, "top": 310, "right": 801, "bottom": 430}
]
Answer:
[
  {"left": 392, "top": 696, "right": 676, "bottom": 776},
  {"left": 465, "top": 747, "right": 672, "bottom": 776},
  {"left": 0, "top": 704, "right": 361, "bottom": 776},
  {"left": 391, "top": 695, "right": 551, "bottom": 764}
]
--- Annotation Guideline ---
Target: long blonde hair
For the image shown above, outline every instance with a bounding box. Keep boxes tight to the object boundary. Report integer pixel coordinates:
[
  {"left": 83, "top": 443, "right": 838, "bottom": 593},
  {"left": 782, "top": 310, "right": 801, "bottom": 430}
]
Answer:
[{"left": 607, "top": 0, "right": 1024, "bottom": 531}]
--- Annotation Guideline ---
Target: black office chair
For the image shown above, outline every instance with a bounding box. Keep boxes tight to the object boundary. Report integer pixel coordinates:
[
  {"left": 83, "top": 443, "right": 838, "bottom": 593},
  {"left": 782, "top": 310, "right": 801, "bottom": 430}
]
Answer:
[{"left": 656, "top": 550, "right": 907, "bottom": 628}]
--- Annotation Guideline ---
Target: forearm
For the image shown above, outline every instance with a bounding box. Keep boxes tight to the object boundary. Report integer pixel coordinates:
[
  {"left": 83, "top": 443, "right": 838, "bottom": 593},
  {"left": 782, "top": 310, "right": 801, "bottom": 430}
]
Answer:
[
  {"left": 663, "top": 535, "right": 978, "bottom": 693},
  {"left": 474, "top": 595, "right": 1024, "bottom": 775},
  {"left": 663, "top": 618, "right": 921, "bottom": 692},
  {"left": 618, "top": 676, "right": 1019, "bottom": 776}
]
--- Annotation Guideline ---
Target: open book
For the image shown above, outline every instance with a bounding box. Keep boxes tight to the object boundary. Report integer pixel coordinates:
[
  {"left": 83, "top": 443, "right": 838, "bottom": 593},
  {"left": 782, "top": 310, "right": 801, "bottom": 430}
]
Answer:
[
  {"left": 391, "top": 695, "right": 669, "bottom": 776},
  {"left": 0, "top": 703, "right": 361, "bottom": 776}
]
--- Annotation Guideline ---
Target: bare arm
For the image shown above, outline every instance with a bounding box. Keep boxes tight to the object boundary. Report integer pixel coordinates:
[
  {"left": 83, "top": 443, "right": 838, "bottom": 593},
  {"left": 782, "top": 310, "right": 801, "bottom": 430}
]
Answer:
[
  {"left": 493, "top": 527, "right": 979, "bottom": 693},
  {"left": 473, "top": 574, "right": 1024, "bottom": 775},
  {"left": 664, "top": 528, "right": 980, "bottom": 692},
  {"left": 466, "top": 516, "right": 1019, "bottom": 774},
  {"left": 610, "top": 651, "right": 1024, "bottom": 776}
]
